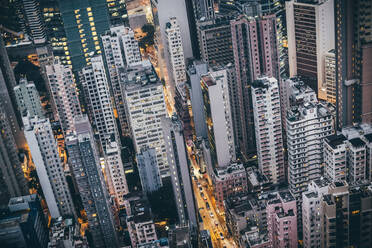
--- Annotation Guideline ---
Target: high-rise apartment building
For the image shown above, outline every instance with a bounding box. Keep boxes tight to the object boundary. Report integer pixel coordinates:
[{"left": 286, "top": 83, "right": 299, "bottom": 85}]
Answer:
[
  {"left": 101, "top": 25, "right": 141, "bottom": 135},
  {"left": 251, "top": 77, "right": 285, "bottom": 184},
  {"left": 231, "top": 14, "right": 279, "bottom": 158},
  {"left": 121, "top": 60, "right": 169, "bottom": 177},
  {"left": 58, "top": 0, "right": 110, "bottom": 71},
  {"left": 80, "top": 55, "right": 119, "bottom": 147},
  {"left": 15, "top": 0, "right": 47, "bottom": 44},
  {"left": 104, "top": 140, "right": 128, "bottom": 207},
  {"left": 164, "top": 17, "right": 187, "bottom": 89},
  {"left": 137, "top": 147, "right": 162, "bottom": 193},
  {"left": 66, "top": 115, "right": 118, "bottom": 248},
  {"left": 197, "top": 16, "right": 234, "bottom": 67},
  {"left": 321, "top": 181, "right": 350, "bottom": 247},
  {"left": 286, "top": 80, "right": 334, "bottom": 231},
  {"left": 334, "top": 0, "right": 372, "bottom": 128},
  {"left": 0, "top": 105, "right": 28, "bottom": 208},
  {"left": 23, "top": 115, "right": 75, "bottom": 218},
  {"left": 45, "top": 60, "right": 82, "bottom": 135},
  {"left": 187, "top": 60, "right": 208, "bottom": 139},
  {"left": 14, "top": 78, "right": 44, "bottom": 118},
  {"left": 266, "top": 190, "right": 298, "bottom": 248},
  {"left": 0, "top": 36, "right": 26, "bottom": 148},
  {"left": 213, "top": 163, "right": 248, "bottom": 210},
  {"left": 162, "top": 115, "right": 197, "bottom": 230},
  {"left": 151, "top": 0, "right": 194, "bottom": 60},
  {"left": 324, "top": 50, "right": 336, "bottom": 104},
  {"left": 200, "top": 68, "right": 235, "bottom": 168},
  {"left": 324, "top": 134, "right": 348, "bottom": 182},
  {"left": 107, "top": 0, "right": 129, "bottom": 26},
  {"left": 302, "top": 178, "right": 330, "bottom": 248},
  {"left": 0, "top": 195, "right": 49, "bottom": 248},
  {"left": 286, "top": 0, "right": 335, "bottom": 99}
]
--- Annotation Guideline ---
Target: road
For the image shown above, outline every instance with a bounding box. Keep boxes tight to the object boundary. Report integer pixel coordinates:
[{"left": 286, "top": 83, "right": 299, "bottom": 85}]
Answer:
[{"left": 189, "top": 155, "right": 236, "bottom": 248}]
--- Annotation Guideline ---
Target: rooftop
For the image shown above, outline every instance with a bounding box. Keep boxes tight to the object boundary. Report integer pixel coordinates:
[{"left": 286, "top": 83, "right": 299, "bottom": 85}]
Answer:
[
  {"left": 349, "top": 138, "right": 365, "bottom": 148},
  {"left": 325, "top": 134, "right": 347, "bottom": 149},
  {"left": 121, "top": 60, "right": 160, "bottom": 90},
  {"left": 364, "top": 133, "right": 372, "bottom": 143}
]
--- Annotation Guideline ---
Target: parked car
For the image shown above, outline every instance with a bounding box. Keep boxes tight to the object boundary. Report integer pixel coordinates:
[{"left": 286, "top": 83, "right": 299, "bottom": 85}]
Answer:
[
  {"left": 210, "top": 212, "right": 214, "bottom": 218},
  {"left": 206, "top": 202, "right": 210, "bottom": 209}
]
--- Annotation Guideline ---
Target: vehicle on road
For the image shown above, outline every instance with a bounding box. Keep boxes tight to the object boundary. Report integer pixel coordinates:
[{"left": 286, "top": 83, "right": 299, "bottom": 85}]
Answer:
[
  {"left": 210, "top": 212, "right": 214, "bottom": 218},
  {"left": 220, "top": 233, "right": 224, "bottom": 240},
  {"left": 206, "top": 202, "right": 210, "bottom": 209},
  {"left": 201, "top": 192, "right": 204, "bottom": 197}
]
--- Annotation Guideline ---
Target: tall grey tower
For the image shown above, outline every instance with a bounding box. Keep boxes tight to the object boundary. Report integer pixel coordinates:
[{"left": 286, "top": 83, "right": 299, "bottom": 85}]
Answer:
[{"left": 66, "top": 115, "right": 118, "bottom": 248}]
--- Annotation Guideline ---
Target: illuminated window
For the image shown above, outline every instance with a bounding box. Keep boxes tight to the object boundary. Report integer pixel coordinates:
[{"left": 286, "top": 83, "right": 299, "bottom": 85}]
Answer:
[
  {"left": 94, "top": 41, "right": 99, "bottom": 45},
  {"left": 76, "top": 20, "right": 81, "bottom": 24},
  {"left": 93, "top": 36, "right": 98, "bottom": 41},
  {"left": 74, "top": 9, "right": 80, "bottom": 14},
  {"left": 92, "top": 31, "right": 97, "bottom": 36},
  {"left": 90, "top": 22, "right": 95, "bottom": 27},
  {"left": 91, "top": 26, "right": 96, "bottom": 31},
  {"left": 64, "top": 46, "right": 68, "bottom": 50},
  {"left": 88, "top": 12, "right": 92, "bottom": 16},
  {"left": 89, "top": 17, "right": 94, "bottom": 21},
  {"left": 95, "top": 45, "right": 101, "bottom": 50},
  {"left": 65, "top": 51, "right": 69, "bottom": 55},
  {"left": 87, "top": 7, "right": 92, "bottom": 11}
]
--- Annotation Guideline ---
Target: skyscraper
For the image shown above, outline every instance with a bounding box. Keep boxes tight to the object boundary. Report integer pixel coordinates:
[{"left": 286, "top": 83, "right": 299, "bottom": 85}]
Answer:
[
  {"left": 334, "top": 0, "right": 372, "bottom": 128},
  {"left": 79, "top": 55, "right": 119, "bottom": 147},
  {"left": 121, "top": 60, "right": 169, "bottom": 177},
  {"left": 58, "top": 0, "right": 110, "bottom": 71},
  {"left": 0, "top": 36, "right": 26, "bottom": 149},
  {"left": 200, "top": 68, "right": 236, "bottom": 168},
  {"left": 45, "top": 60, "right": 82, "bottom": 135},
  {"left": 15, "top": 0, "right": 47, "bottom": 44},
  {"left": 231, "top": 14, "right": 279, "bottom": 158},
  {"left": 162, "top": 115, "right": 198, "bottom": 231},
  {"left": 0, "top": 105, "right": 28, "bottom": 208},
  {"left": 14, "top": 78, "right": 44, "bottom": 118},
  {"left": 164, "top": 17, "right": 187, "bottom": 89},
  {"left": 251, "top": 76, "right": 285, "bottom": 184},
  {"left": 101, "top": 25, "right": 141, "bottom": 136},
  {"left": 104, "top": 140, "right": 128, "bottom": 208},
  {"left": 286, "top": 0, "right": 335, "bottom": 99},
  {"left": 66, "top": 115, "right": 118, "bottom": 248},
  {"left": 23, "top": 115, "right": 75, "bottom": 218}
]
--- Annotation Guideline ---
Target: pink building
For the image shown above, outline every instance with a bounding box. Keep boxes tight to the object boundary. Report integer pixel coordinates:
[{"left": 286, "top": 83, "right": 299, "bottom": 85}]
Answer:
[
  {"left": 230, "top": 14, "right": 279, "bottom": 158},
  {"left": 266, "top": 190, "right": 298, "bottom": 248},
  {"left": 213, "top": 163, "right": 248, "bottom": 210}
]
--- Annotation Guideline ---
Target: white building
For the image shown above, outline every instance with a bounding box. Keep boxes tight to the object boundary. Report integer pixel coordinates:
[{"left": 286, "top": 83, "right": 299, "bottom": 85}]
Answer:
[
  {"left": 101, "top": 26, "right": 141, "bottom": 135},
  {"left": 137, "top": 147, "right": 162, "bottom": 193},
  {"left": 104, "top": 141, "right": 128, "bottom": 207},
  {"left": 286, "top": 81, "right": 334, "bottom": 223},
  {"left": 162, "top": 115, "right": 197, "bottom": 230},
  {"left": 251, "top": 77, "right": 285, "bottom": 184},
  {"left": 164, "top": 17, "right": 187, "bottom": 88},
  {"left": 23, "top": 115, "right": 74, "bottom": 218},
  {"left": 45, "top": 60, "right": 82, "bottom": 135},
  {"left": 14, "top": 78, "right": 44, "bottom": 118},
  {"left": 324, "top": 134, "right": 348, "bottom": 182},
  {"left": 121, "top": 60, "right": 169, "bottom": 177},
  {"left": 324, "top": 50, "right": 336, "bottom": 104},
  {"left": 302, "top": 178, "right": 330, "bottom": 248},
  {"left": 286, "top": 0, "right": 334, "bottom": 100},
  {"left": 200, "top": 68, "right": 236, "bottom": 168},
  {"left": 79, "top": 55, "right": 119, "bottom": 147}
]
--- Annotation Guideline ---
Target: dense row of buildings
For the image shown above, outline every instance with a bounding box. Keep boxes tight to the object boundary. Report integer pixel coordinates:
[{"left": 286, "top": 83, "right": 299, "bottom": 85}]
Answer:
[{"left": 0, "top": 0, "right": 371, "bottom": 247}]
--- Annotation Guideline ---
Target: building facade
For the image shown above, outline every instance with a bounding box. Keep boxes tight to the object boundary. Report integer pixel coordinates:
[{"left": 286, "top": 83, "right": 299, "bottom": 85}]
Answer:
[
  {"left": 23, "top": 115, "right": 75, "bottom": 218},
  {"left": 251, "top": 77, "right": 285, "bottom": 184},
  {"left": 137, "top": 147, "right": 162, "bottom": 193},
  {"left": 121, "top": 60, "right": 169, "bottom": 177},
  {"left": 65, "top": 116, "right": 118, "bottom": 248},
  {"left": 286, "top": 0, "right": 335, "bottom": 99},
  {"left": 14, "top": 78, "right": 44, "bottom": 118},
  {"left": 45, "top": 60, "right": 82, "bottom": 135}
]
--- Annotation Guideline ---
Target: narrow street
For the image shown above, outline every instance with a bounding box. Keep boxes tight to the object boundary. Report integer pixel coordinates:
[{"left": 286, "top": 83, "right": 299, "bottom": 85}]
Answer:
[{"left": 188, "top": 154, "right": 236, "bottom": 248}]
